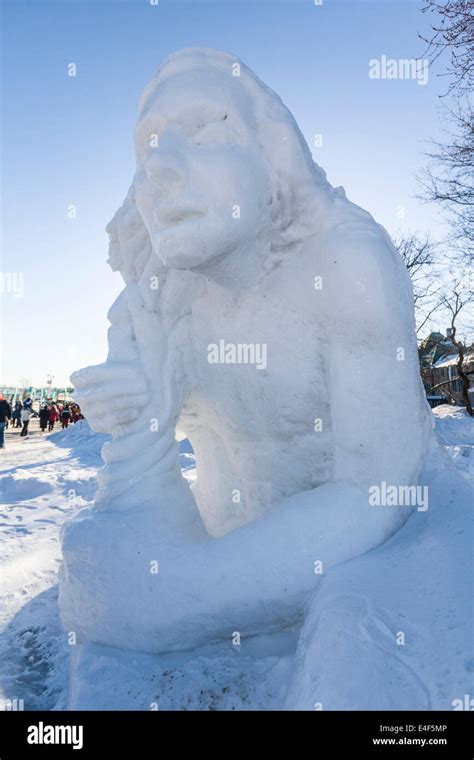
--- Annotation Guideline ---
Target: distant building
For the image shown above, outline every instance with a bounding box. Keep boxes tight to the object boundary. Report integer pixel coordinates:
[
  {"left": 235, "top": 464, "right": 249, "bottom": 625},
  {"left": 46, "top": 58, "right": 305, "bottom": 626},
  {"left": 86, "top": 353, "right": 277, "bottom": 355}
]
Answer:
[
  {"left": 0, "top": 386, "right": 75, "bottom": 406},
  {"left": 419, "top": 331, "right": 474, "bottom": 408}
]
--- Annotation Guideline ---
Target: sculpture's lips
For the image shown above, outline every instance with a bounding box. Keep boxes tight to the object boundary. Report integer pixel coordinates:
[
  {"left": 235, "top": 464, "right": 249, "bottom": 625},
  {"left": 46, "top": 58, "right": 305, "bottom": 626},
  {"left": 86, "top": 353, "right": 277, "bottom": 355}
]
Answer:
[{"left": 155, "top": 207, "right": 205, "bottom": 228}]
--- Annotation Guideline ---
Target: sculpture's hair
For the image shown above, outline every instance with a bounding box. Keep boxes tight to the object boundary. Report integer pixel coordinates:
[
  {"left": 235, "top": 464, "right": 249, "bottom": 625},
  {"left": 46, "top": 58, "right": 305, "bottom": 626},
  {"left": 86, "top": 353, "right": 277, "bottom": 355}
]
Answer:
[
  {"left": 107, "top": 48, "right": 334, "bottom": 283},
  {"left": 106, "top": 183, "right": 154, "bottom": 284}
]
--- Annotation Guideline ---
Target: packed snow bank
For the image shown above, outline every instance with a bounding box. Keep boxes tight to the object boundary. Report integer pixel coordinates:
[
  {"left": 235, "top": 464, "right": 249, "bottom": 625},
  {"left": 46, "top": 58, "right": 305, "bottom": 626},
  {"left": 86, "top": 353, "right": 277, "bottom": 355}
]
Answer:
[
  {"left": 49, "top": 420, "right": 109, "bottom": 463},
  {"left": 67, "top": 633, "right": 296, "bottom": 711},
  {"left": 432, "top": 405, "right": 474, "bottom": 482},
  {"left": 0, "top": 428, "right": 100, "bottom": 710},
  {"left": 285, "top": 433, "right": 473, "bottom": 710}
]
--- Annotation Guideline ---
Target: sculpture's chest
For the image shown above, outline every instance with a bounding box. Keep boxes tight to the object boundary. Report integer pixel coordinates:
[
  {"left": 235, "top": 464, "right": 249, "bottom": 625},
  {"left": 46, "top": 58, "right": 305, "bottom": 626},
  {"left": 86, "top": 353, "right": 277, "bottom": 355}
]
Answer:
[{"left": 186, "top": 282, "right": 330, "bottom": 432}]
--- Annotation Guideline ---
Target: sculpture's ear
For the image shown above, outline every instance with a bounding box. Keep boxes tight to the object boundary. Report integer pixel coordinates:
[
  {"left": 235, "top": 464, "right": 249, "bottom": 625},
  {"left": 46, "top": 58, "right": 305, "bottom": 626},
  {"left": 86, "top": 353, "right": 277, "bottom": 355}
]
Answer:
[
  {"left": 261, "top": 105, "right": 329, "bottom": 250},
  {"left": 265, "top": 113, "right": 322, "bottom": 195},
  {"left": 263, "top": 117, "right": 309, "bottom": 237},
  {"left": 106, "top": 181, "right": 153, "bottom": 284},
  {"left": 265, "top": 117, "right": 305, "bottom": 174}
]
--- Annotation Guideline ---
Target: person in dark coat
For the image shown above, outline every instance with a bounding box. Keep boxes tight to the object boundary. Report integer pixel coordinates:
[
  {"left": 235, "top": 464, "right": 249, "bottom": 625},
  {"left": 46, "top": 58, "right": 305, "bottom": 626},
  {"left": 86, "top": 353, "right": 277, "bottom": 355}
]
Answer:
[
  {"left": 60, "top": 405, "right": 72, "bottom": 429},
  {"left": 39, "top": 404, "right": 50, "bottom": 433},
  {"left": 13, "top": 401, "right": 22, "bottom": 427},
  {"left": 0, "top": 397, "right": 12, "bottom": 448}
]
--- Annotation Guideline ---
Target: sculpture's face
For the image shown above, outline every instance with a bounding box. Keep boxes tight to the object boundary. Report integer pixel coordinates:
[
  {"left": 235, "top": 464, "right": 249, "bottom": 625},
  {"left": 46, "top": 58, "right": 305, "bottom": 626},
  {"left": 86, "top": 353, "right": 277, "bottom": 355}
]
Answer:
[{"left": 133, "top": 70, "right": 272, "bottom": 269}]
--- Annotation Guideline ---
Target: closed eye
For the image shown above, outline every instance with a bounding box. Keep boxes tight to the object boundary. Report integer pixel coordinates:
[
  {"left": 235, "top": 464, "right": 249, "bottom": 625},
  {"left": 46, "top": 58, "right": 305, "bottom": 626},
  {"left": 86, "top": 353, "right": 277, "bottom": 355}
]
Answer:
[
  {"left": 193, "top": 114, "right": 229, "bottom": 144},
  {"left": 195, "top": 113, "right": 228, "bottom": 130}
]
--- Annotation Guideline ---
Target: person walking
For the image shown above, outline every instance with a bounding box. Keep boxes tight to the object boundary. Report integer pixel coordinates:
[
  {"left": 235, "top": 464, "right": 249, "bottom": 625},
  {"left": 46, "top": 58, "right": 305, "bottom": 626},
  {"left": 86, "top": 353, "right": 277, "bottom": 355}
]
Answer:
[
  {"left": 39, "top": 404, "right": 50, "bottom": 432},
  {"left": 0, "top": 396, "right": 12, "bottom": 449},
  {"left": 20, "top": 406, "right": 31, "bottom": 437},
  {"left": 13, "top": 401, "right": 22, "bottom": 428},
  {"left": 60, "top": 404, "right": 72, "bottom": 429},
  {"left": 71, "top": 403, "right": 84, "bottom": 423},
  {"left": 48, "top": 404, "right": 58, "bottom": 432}
]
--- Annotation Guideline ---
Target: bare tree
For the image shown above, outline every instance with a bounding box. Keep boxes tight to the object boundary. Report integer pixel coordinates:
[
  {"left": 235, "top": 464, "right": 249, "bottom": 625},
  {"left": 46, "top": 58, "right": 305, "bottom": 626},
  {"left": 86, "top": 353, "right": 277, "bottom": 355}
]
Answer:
[
  {"left": 428, "top": 278, "right": 474, "bottom": 414},
  {"left": 419, "top": 0, "right": 474, "bottom": 263},
  {"left": 421, "top": 0, "right": 473, "bottom": 95},
  {"left": 419, "top": 101, "right": 474, "bottom": 261},
  {"left": 394, "top": 233, "right": 443, "bottom": 332}
]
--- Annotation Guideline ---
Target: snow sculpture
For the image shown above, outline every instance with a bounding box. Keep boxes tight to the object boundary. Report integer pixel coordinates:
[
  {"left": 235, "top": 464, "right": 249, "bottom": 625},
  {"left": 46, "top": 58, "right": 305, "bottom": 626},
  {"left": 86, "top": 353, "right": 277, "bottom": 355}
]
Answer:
[{"left": 60, "top": 49, "right": 432, "bottom": 677}]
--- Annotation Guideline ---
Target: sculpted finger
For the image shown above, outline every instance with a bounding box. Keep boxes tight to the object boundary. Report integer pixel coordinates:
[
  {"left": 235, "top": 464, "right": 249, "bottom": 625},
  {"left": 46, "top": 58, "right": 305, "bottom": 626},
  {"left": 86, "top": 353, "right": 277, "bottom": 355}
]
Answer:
[
  {"left": 73, "top": 377, "right": 148, "bottom": 407},
  {"left": 79, "top": 393, "right": 149, "bottom": 420},
  {"left": 71, "top": 363, "right": 146, "bottom": 391},
  {"left": 71, "top": 364, "right": 109, "bottom": 389},
  {"left": 92, "top": 409, "right": 140, "bottom": 433},
  {"left": 81, "top": 408, "right": 139, "bottom": 434}
]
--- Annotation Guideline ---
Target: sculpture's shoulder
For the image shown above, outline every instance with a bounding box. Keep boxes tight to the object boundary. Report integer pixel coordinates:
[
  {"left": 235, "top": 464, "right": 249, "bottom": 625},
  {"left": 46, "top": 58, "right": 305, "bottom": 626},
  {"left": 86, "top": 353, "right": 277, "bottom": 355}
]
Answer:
[
  {"left": 305, "top": 198, "right": 414, "bottom": 342},
  {"left": 320, "top": 199, "right": 401, "bottom": 272}
]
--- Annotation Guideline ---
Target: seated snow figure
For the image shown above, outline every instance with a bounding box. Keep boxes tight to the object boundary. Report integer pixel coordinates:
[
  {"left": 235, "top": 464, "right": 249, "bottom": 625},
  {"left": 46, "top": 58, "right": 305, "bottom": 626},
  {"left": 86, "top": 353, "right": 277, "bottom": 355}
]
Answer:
[{"left": 60, "top": 49, "right": 435, "bottom": 702}]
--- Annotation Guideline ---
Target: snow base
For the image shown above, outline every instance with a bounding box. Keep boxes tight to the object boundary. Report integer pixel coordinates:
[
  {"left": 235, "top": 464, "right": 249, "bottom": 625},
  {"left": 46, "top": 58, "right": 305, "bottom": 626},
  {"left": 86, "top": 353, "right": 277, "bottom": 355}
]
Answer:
[{"left": 67, "top": 632, "right": 296, "bottom": 711}]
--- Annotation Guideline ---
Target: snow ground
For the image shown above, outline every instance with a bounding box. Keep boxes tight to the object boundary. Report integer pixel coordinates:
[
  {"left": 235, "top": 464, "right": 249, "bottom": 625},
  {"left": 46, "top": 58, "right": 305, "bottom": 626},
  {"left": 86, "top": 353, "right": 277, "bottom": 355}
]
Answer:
[
  {"left": 0, "top": 407, "right": 472, "bottom": 710},
  {"left": 432, "top": 405, "right": 474, "bottom": 483},
  {"left": 0, "top": 420, "right": 105, "bottom": 709}
]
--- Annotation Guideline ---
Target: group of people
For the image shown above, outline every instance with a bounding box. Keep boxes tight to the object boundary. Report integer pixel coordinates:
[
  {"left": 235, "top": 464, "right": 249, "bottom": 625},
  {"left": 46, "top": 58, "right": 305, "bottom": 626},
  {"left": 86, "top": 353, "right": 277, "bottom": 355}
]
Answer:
[
  {"left": 37, "top": 402, "right": 83, "bottom": 433},
  {"left": 10, "top": 397, "right": 33, "bottom": 434},
  {"left": 0, "top": 397, "right": 84, "bottom": 448}
]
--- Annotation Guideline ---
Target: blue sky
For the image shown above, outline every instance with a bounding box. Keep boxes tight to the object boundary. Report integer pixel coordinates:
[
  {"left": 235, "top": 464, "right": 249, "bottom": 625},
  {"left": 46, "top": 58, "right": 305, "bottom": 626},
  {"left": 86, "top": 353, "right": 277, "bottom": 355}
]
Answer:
[{"left": 2, "top": 0, "right": 451, "bottom": 386}]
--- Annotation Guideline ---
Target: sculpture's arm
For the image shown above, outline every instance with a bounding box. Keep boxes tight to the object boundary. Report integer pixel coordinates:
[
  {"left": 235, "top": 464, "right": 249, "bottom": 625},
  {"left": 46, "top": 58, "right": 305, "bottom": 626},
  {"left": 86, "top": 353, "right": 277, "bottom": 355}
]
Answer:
[
  {"left": 126, "top": 479, "right": 403, "bottom": 653},
  {"left": 320, "top": 221, "right": 432, "bottom": 492},
  {"left": 62, "top": 477, "right": 403, "bottom": 653}
]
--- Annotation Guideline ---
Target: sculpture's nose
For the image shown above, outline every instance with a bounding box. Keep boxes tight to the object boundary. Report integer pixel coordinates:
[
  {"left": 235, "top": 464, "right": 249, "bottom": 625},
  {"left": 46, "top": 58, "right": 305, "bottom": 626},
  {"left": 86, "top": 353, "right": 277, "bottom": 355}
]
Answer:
[
  {"left": 145, "top": 152, "right": 180, "bottom": 190},
  {"left": 144, "top": 134, "right": 187, "bottom": 194}
]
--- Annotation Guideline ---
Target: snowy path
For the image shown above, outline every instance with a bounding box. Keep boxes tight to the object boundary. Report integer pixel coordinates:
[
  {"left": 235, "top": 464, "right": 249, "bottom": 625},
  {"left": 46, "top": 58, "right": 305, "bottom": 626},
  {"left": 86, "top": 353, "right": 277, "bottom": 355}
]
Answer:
[{"left": 0, "top": 421, "right": 100, "bottom": 709}]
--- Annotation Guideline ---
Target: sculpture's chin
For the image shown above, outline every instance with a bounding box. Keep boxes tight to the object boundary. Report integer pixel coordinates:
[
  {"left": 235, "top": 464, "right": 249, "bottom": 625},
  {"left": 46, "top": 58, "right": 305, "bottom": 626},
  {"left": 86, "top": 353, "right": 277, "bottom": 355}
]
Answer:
[
  {"left": 156, "top": 244, "right": 222, "bottom": 270},
  {"left": 149, "top": 214, "right": 240, "bottom": 270}
]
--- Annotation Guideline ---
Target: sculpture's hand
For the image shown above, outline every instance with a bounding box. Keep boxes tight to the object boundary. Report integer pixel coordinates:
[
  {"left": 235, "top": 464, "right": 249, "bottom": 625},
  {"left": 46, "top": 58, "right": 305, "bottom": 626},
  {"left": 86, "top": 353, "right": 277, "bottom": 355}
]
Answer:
[{"left": 70, "top": 362, "right": 149, "bottom": 435}]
